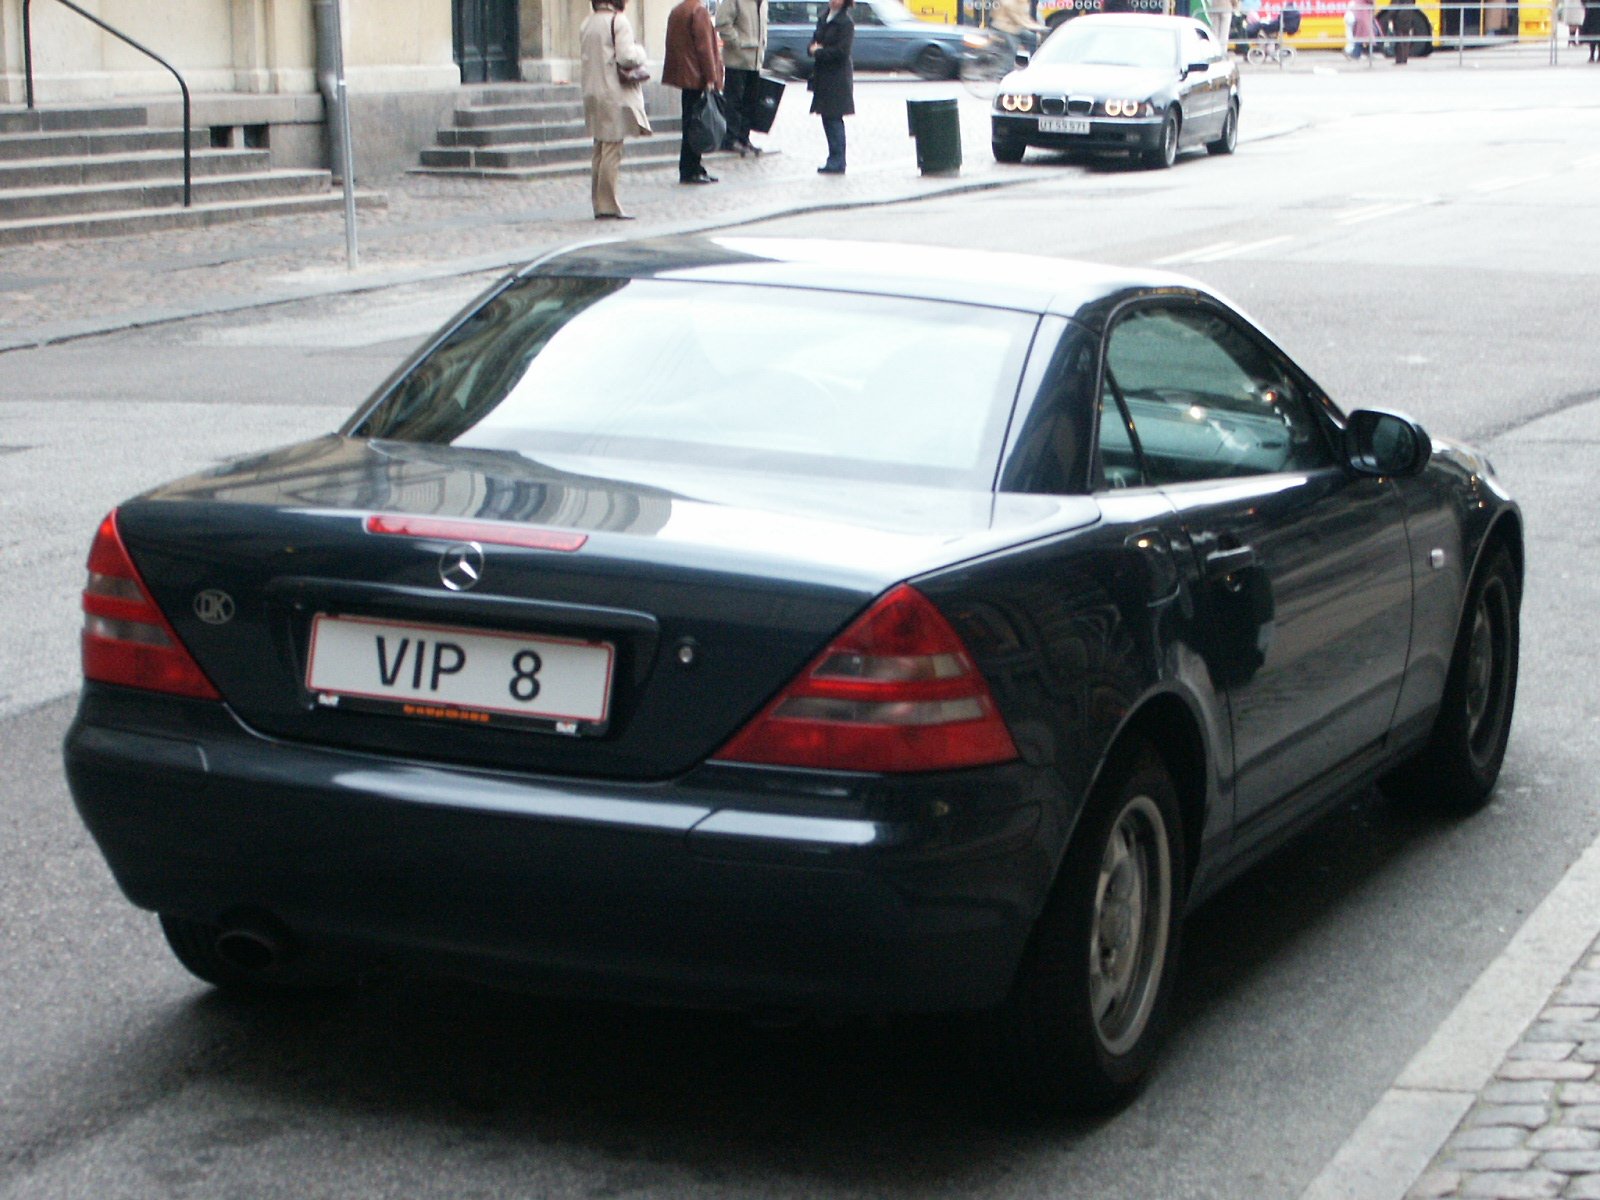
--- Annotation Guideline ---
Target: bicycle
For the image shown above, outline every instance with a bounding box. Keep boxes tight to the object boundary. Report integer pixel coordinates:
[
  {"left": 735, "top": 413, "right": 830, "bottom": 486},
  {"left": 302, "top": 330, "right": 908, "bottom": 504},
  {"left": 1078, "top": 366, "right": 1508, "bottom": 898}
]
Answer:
[{"left": 958, "top": 29, "right": 1014, "bottom": 98}]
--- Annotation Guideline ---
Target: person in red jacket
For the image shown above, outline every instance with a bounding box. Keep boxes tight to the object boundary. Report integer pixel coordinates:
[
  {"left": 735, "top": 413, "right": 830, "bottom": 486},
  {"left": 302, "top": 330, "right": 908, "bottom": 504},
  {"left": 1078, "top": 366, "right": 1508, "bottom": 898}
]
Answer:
[{"left": 663, "top": 0, "right": 725, "bottom": 184}]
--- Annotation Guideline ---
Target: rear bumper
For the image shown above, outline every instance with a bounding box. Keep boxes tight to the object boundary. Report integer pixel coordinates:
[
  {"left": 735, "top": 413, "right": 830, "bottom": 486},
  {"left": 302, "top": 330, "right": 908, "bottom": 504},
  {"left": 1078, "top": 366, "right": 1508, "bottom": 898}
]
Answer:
[
  {"left": 992, "top": 112, "right": 1165, "bottom": 154},
  {"left": 64, "top": 684, "right": 1058, "bottom": 1013}
]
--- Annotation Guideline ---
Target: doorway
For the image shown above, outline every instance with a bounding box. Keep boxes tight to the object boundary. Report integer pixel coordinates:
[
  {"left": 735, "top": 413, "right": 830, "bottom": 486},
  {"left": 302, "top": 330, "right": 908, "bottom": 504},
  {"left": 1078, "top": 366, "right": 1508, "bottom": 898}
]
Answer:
[{"left": 454, "top": 0, "right": 520, "bottom": 83}]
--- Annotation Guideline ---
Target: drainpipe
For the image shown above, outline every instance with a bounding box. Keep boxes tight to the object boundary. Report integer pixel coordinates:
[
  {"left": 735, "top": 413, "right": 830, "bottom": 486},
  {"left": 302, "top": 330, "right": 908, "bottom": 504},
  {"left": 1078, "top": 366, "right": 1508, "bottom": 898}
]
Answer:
[
  {"left": 311, "top": 0, "right": 360, "bottom": 269},
  {"left": 312, "top": 0, "right": 351, "bottom": 183}
]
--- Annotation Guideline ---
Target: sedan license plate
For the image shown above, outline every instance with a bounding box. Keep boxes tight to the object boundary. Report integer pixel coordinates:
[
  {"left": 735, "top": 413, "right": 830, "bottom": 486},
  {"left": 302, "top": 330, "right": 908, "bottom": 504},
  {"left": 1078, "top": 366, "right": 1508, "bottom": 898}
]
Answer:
[
  {"left": 1039, "top": 116, "right": 1091, "bottom": 135},
  {"left": 306, "top": 614, "right": 614, "bottom": 729}
]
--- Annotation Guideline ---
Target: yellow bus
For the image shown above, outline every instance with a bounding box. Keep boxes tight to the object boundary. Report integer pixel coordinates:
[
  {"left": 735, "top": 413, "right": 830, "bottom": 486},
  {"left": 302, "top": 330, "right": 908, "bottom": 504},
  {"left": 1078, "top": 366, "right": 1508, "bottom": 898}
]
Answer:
[{"left": 931, "top": 0, "right": 1555, "bottom": 46}]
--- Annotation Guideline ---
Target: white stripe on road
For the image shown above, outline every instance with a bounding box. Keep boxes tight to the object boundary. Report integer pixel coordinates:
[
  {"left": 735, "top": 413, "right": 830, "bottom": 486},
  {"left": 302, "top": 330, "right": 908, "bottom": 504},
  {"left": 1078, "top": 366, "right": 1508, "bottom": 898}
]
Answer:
[
  {"left": 1334, "top": 200, "right": 1426, "bottom": 225},
  {"left": 1185, "top": 235, "right": 1294, "bottom": 263},
  {"left": 1468, "top": 173, "right": 1553, "bottom": 194},
  {"left": 1151, "top": 240, "right": 1237, "bottom": 265}
]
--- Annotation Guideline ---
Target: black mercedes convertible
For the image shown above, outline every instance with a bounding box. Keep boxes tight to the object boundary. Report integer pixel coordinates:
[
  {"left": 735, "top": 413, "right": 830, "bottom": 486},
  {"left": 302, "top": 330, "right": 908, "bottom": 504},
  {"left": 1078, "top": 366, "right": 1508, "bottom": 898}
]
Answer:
[{"left": 64, "top": 236, "right": 1520, "bottom": 1111}]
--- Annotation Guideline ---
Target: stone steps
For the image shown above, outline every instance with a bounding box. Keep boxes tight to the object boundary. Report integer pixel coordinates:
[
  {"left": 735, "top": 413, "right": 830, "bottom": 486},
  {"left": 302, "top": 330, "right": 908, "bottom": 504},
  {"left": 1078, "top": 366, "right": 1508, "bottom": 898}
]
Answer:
[
  {"left": 415, "top": 82, "right": 682, "bottom": 180},
  {"left": 0, "top": 101, "right": 383, "bottom": 244},
  {"left": 0, "top": 147, "right": 271, "bottom": 190},
  {"left": 0, "top": 190, "right": 383, "bottom": 247}
]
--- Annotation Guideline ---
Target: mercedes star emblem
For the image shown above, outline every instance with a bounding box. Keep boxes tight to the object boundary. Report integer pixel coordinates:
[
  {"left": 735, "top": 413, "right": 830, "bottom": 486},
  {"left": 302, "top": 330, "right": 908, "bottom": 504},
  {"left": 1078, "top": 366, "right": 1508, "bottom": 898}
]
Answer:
[{"left": 438, "top": 542, "right": 485, "bottom": 592}]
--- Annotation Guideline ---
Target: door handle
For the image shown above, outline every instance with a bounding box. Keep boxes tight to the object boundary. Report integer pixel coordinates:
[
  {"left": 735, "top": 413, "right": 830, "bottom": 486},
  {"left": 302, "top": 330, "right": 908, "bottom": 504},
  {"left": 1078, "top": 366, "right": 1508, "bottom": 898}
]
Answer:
[{"left": 1204, "top": 543, "right": 1258, "bottom": 579}]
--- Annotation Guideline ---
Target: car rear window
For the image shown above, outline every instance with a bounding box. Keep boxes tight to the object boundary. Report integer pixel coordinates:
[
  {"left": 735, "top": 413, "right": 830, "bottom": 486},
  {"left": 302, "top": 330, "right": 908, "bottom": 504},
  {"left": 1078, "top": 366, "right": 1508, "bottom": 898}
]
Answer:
[{"left": 349, "top": 277, "right": 1036, "bottom": 489}]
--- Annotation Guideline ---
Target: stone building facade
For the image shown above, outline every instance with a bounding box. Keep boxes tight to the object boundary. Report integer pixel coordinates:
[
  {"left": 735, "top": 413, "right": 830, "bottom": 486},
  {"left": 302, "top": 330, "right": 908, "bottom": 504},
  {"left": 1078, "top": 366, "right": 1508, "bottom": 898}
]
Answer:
[{"left": 0, "top": 0, "right": 671, "bottom": 176}]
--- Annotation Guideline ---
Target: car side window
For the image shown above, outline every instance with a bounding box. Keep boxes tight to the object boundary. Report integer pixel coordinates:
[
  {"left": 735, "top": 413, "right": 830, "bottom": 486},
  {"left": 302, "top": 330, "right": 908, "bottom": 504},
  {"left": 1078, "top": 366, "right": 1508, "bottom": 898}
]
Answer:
[
  {"left": 1103, "top": 305, "right": 1333, "bottom": 486},
  {"left": 853, "top": 4, "right": 883, "bottom": 23}
]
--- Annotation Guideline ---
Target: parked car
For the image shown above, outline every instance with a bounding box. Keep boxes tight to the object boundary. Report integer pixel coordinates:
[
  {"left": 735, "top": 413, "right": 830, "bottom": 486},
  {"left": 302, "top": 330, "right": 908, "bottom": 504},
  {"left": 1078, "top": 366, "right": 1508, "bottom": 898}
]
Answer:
[
  {"left": 64, "top": 236, "right": 1521, "bottom": 1111},
  {"left": 992, "top": 13, "right": 1241, "bottom": 167},
  {"left": 764, "top": 0, "right": 984, "bottom": 79}
]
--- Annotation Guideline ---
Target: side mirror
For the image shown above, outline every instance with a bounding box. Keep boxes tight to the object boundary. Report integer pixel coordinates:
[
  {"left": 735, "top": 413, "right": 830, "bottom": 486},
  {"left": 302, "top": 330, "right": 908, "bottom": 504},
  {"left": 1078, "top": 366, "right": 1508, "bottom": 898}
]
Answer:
[
  {"left": 1343, "top": 409, "right": 1432, "bottom": 477},
  {"left": 1014, "top": 49, "right": 1032, "bottom": 68}
]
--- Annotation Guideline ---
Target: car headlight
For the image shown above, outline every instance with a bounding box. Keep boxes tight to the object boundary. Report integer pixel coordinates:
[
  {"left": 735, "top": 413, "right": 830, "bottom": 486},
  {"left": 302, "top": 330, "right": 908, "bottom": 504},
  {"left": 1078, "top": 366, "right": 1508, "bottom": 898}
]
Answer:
[
  {"left": 998, "top": 92, "right": 1035, "bottom": 113},
  {"left": 1103, "top": 99, "right": 1153, "bottom": 117}
]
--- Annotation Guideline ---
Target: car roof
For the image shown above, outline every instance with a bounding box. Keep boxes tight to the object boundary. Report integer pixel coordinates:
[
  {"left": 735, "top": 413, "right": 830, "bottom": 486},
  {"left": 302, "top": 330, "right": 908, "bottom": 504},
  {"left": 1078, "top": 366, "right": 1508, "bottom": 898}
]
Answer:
[{"left": 519, "top": 235, "right": 1212, "bottom": 323}]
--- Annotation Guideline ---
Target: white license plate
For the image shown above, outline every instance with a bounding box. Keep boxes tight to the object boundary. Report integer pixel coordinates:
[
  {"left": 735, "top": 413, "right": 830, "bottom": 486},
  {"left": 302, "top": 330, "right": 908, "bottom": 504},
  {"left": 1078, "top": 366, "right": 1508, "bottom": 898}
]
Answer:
[
  {"left": 306, "top": 614, "right": 614, "bottom": 726},
  {"left": 1039, "top": 116, "right": 1091, "bottom": 135}
]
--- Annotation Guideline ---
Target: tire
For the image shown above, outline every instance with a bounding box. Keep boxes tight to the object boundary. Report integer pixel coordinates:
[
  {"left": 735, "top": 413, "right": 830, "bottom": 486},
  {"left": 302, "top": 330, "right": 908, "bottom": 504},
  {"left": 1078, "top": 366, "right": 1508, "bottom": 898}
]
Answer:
[
  {"left": 1278, "top": 43, "right": 1297, "bottom": 64},
  {"left": 1143, "top": 109, "right": 1179, "bottom": 169},
  {"left": 992, "top": 136, "right": 1027, "bottom": 163},
  {"left": 912, "top": 45, "right": 951, "bottom": 80},
  {"left": 1380, "top": 545, "right": 1520, "bottom": 813},
  {"left": 969, "top": 742, "right": 1186, "bottom": 1111},
  {"left": 1207, "top": 100, "right": 1238, "bottom": 155},
  {"left": 1246, "top": 43, "right": 1266, "bottom": 64}
]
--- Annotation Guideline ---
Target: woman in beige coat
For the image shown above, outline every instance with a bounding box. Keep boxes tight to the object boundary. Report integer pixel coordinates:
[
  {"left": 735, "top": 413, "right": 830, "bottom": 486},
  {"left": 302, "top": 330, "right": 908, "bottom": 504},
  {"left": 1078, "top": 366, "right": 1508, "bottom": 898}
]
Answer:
[{"left": 580, "top": 0, "right": 652, "bottom": 220}]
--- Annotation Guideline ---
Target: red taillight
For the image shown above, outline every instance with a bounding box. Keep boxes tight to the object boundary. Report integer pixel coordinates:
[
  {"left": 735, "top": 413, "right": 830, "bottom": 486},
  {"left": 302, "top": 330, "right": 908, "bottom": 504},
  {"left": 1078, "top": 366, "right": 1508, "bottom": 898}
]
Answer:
[
  {"left": 712, "top": 584, "right": 1019, "bottom": 773},
  {"left": 80, "top": 510, "right": 220, "bottom": 700}
]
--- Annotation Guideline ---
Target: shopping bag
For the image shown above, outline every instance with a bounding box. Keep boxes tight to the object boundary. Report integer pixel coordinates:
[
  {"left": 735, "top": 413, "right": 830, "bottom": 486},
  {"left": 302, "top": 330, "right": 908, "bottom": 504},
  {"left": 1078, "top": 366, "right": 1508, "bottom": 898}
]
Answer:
[
  {"left": 746, "top": 74, "right": 786, "bottom": 134},
  {"left": 686, "top": 91, "right": 728, "bottom": 155}
]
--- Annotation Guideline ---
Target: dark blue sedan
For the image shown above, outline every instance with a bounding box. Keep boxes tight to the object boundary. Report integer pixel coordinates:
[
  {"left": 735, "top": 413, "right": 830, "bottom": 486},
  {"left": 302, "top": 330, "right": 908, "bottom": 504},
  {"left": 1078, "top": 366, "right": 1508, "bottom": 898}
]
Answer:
[{"left": 64, "top": 236, "right": 1521, "bottom": 1111}]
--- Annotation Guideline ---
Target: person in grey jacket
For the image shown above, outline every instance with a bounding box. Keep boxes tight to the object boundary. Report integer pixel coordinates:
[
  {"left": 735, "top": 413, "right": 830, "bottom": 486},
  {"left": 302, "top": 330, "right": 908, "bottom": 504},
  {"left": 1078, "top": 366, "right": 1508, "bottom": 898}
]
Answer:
[{"left": 715, "top": 0, "right": 768, "bottom": 154}]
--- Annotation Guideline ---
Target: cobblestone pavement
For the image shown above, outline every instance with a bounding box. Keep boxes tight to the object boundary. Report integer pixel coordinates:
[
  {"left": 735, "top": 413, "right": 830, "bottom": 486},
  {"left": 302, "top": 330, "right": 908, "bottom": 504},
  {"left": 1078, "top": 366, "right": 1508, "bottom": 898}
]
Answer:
[
  {"left": 0, "top": 79, "right": 1027, "bottom": 346},
  {"left": 1410, "top": 934, "right": 1600, "bottom": 1200}
]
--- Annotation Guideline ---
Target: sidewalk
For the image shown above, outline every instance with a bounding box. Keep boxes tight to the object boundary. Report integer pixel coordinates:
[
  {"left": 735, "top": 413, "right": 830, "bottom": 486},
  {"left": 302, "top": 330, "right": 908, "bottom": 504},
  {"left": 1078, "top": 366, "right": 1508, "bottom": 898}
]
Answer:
[{"left": 0, "top": 80, "right": 1029, "bottom": 352}]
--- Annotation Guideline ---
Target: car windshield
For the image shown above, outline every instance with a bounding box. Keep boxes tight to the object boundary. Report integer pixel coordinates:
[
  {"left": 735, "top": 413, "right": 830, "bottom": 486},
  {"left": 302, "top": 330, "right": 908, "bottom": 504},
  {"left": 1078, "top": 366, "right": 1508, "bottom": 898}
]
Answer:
[
  {"left": 349, "top": 278, "right": 1035, "bottom": 489},
  {"left": 1033, "top": 23, "right": 1178, "bottom": 69}
]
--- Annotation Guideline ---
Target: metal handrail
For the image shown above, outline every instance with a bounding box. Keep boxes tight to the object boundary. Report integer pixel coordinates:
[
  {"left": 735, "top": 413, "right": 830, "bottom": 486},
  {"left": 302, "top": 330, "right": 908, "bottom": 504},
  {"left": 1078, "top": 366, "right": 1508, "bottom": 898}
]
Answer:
[{"left": 22, "top": 0, "right": 192, "bottom": 207}]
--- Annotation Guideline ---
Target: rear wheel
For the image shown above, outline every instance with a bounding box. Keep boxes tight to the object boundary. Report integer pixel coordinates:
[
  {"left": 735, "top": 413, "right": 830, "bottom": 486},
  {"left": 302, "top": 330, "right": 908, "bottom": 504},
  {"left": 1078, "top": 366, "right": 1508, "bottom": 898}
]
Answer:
[
  {"left": 970, "top": 742, "right": 1185, "bottom": 1111},
  {"left": 912, "top": 45, "right": 953, "bottom": 80},
  {"left": 1207, "top": 100, "right": 1238, "bottom": 155},
  {"left": 1143, "top": 108, "right": 1179, "bottom": 169},
  {"left": 1380, "top": 545, "right": 1520, "bottom": 813},
  {"left": 1246, "top": 43, "right": 1267, "bottom": 64}
]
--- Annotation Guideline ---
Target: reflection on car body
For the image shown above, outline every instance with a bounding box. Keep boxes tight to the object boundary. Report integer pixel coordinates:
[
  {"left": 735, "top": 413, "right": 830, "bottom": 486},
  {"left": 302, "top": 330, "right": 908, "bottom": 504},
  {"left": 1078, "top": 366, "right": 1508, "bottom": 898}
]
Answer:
[{"left": 64, "top": 236, "right": 1521, "bottom": 1112}]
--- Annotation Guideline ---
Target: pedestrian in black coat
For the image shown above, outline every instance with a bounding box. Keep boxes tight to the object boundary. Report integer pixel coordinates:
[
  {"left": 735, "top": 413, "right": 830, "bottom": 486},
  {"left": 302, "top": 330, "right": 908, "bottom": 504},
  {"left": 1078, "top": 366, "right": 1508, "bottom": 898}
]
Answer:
[
  {"left": 808, "top": 0, "right": 855, "bottom": 174},
  {"left": 1584, "top": 0, "right": 1600, "bottom": 61}
]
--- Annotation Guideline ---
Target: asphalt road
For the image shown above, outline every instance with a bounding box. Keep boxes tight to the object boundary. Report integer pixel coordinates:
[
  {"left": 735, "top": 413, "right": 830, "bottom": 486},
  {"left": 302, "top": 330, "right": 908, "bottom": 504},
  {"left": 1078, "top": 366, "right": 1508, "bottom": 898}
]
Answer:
[{"left": 2, "top": 65, "right": 1599, "bottom": 1200}]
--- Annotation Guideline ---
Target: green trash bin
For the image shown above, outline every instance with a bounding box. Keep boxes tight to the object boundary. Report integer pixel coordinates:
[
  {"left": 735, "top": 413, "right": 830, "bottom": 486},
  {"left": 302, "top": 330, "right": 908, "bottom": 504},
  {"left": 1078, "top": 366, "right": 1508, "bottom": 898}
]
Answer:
[{"left": 906, "top": 97, "right": 961, "bottom": 176}]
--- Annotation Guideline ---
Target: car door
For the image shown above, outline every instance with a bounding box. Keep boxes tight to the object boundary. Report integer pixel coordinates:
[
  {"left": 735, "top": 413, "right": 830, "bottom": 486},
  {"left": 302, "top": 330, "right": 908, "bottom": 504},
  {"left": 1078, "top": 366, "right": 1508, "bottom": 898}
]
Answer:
[
  {"left": 1101, "top": 300, "right": 1413, "bottom": 848},
  {"left": 850, "top": 1, "right": 894, "bottom": 68},
  {"left": 1177, "top": 24, "right": 1225, "bottom": 140}
]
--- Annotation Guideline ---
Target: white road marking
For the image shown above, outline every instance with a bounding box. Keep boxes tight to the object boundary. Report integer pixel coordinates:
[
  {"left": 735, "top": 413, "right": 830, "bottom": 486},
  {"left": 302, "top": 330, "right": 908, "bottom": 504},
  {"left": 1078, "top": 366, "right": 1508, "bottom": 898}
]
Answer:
[
  {"left": 1334, "top": 200, "right": 1427, "bottom": 225},
  {"left": 1185, "top": 235, "right": 1294, "bottom": 263},
  {"left": 1468, "top": 172, "right": 1554, "bottom": 194},
  {"left": 1151, "top": 240, "right": 1237, "bottom": 265}
]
